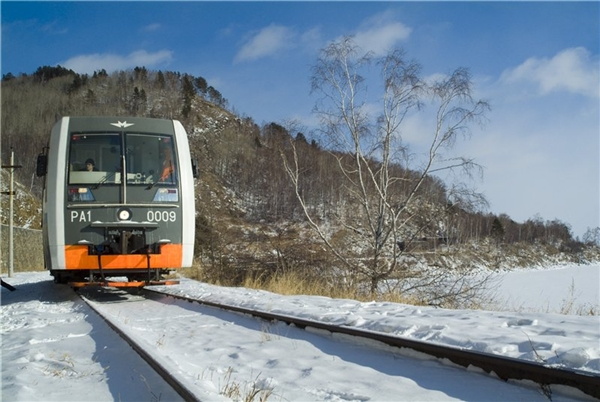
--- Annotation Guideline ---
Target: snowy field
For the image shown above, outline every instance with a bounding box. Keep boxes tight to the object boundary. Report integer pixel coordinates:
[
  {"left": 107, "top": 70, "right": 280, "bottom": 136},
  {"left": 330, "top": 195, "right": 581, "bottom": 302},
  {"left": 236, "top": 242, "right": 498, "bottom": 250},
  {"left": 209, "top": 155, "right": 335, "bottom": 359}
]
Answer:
[
  {"left": 1, "top": 264, "right": 599, "bottom": 401},
  {"left": 485, "top": 264, "right": 600, "bottom": 314}
]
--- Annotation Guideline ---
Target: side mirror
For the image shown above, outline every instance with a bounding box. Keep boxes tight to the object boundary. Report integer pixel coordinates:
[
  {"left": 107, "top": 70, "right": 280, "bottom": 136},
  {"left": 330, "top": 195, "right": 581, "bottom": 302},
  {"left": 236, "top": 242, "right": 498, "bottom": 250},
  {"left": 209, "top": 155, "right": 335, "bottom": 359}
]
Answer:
[
  {"left": 36, "top": 153, "right": 48, "bottom": 177},
  {"left": 191, "top": 158, "right": 198, "bottom": 179}
]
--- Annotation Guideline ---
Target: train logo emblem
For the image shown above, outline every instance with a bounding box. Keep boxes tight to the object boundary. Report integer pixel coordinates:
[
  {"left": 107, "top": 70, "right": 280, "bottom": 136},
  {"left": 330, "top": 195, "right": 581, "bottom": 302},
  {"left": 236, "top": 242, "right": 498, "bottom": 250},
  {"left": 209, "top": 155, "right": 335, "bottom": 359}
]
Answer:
[{"left": 110, "top": 121, "right": 135, "bottom": 128}]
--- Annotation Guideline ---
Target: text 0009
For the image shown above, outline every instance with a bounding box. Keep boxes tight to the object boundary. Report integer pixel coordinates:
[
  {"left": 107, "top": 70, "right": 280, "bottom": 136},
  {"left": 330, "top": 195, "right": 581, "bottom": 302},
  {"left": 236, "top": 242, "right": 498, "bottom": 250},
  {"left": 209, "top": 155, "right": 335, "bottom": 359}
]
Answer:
[{"left": 147, "top": 210, "right": 177, "bottom": 222}]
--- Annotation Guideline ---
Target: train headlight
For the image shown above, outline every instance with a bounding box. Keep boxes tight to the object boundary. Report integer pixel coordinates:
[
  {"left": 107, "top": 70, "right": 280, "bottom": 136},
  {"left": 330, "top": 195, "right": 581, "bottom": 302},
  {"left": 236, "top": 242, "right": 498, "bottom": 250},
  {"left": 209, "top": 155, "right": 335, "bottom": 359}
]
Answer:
[{"left": 117, "top": 208, "right": 132, "bottom": 221}]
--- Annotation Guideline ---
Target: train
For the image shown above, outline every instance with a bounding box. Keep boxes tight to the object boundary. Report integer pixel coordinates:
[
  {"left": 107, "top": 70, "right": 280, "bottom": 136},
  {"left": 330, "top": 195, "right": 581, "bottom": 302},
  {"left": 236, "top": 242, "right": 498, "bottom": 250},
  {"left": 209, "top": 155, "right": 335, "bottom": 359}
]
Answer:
[{"left": 36, "top": 116, "right": 197, "bottom": 287}]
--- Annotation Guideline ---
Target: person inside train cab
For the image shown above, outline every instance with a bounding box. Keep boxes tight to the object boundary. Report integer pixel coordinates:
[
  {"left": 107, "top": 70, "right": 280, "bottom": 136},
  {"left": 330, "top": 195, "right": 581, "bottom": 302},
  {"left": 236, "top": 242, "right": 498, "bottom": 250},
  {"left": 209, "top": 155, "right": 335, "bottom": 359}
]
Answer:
[
  {"left": 83, "top": 158, "right": 98, "bottom": 171},
  {"left": 160, "top": 147, "right": 175, "bottom": 181}
]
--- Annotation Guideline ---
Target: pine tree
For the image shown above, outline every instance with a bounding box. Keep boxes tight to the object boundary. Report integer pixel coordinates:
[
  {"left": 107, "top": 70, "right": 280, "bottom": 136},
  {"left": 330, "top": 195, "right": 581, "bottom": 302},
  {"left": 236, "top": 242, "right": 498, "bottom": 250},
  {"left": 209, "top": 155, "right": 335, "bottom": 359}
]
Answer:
[
  {"left": 491, "top": 217, "right": 505, "bottom": 244},
  {"left": 181, "top": 74, "right": 196, "bottom": 118}
]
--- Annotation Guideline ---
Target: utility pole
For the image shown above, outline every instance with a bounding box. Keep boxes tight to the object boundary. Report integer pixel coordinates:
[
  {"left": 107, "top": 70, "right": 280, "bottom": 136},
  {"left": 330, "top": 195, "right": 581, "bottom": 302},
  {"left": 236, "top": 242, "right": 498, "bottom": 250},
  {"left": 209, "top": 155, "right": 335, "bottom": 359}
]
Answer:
[{"left": 1, "top": 148, "right": 22, "bottom": 277}]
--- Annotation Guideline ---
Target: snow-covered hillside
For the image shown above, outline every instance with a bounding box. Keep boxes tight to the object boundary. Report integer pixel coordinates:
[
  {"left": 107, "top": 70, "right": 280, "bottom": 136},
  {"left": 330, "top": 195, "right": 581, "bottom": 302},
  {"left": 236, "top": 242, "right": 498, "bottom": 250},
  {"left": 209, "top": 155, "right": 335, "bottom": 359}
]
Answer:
[{"left": 1, "top": 264, "right": 598, "bottom": 401}]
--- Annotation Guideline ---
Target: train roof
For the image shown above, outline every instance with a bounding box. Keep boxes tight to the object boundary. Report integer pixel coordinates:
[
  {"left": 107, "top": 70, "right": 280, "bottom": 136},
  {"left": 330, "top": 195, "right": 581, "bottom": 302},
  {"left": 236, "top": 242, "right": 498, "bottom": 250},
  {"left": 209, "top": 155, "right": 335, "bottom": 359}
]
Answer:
[{"left": 58, "top": 116, "right": 181, "bottom": 134}]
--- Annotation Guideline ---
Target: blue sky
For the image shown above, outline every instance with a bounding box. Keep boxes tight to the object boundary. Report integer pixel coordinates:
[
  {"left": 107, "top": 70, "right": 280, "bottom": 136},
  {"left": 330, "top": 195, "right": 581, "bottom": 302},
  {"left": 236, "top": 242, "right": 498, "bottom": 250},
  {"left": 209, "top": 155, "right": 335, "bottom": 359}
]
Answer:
[{"left": 2, "top": 1, "right": 599, "bottom": 238}]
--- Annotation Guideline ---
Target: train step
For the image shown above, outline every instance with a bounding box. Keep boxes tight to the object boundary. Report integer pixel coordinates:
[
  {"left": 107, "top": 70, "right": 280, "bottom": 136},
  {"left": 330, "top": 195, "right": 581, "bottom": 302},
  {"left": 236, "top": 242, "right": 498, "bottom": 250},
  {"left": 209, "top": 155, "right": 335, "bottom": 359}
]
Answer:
[{"left": 69, "top": 279, "right": 180, "bottom": 289}]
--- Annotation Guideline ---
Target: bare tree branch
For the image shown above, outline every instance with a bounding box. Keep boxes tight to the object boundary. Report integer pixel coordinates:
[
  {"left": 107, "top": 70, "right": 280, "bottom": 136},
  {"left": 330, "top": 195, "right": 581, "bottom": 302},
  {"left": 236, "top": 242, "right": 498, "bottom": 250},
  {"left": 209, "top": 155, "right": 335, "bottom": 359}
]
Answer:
[{"left": 285, "top": 36, "right": 490, "bottom": 295}]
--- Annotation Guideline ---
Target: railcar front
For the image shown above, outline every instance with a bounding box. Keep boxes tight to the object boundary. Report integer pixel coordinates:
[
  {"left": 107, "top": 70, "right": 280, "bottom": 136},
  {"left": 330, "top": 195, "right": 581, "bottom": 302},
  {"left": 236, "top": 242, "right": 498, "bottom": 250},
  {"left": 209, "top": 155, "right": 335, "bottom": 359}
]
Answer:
[{"left": 37, "top": 116, "right": 196, "bottom": 287}]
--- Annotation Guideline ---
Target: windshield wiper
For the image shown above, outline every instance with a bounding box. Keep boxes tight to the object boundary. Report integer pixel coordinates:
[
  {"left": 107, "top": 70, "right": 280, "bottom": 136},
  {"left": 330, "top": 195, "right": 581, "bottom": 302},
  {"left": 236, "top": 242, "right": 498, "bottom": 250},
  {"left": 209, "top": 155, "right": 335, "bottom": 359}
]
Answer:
[
  {"left": 93, "top": 171, "right": 117, "bottom": 189},
  {"left": 146, "top": 177, "right": 160, "bottom": 190}
]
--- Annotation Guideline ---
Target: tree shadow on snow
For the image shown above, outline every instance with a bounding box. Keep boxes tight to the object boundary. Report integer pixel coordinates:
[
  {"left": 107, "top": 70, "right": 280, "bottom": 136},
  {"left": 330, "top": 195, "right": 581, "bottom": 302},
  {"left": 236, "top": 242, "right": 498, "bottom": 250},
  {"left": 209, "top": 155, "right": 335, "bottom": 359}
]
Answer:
[
  {"left": 1, "top": 276, "right": 180, "bottom": 401},
  {"left": 82, "top": 303, "right": 182, "bottom": 401},
  {"left": 0, "top": 275, "right": 76, "bottom": 306}
]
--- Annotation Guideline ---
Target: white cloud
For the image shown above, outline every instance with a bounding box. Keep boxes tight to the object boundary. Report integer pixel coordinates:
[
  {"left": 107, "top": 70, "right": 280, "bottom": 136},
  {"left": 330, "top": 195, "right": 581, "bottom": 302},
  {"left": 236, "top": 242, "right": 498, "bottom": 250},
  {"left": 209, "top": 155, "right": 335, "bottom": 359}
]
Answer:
[
  {"left": 235, "top": 24, "right": 294, "bottom": 63},
  {"left": 61, "top": 50, "right": 173, "bottom": 74},
  {"left": 500, "top": 47, "right": 599, "bottom": 98},
  {"left": 354, "top": 23, "right": 411, "bottom": 56},
  {"left": 456, "top": 69, "right": 600, "bottom": 238},
  {"left": 141, "top": 23, "right": 161, "bottom": 33},
  {"left": 352, "top": 11, "right": 411, "bottom": 56},
  {"left": 40, "top": 20, "right": 68, "bottom": 35},
  {"left": 423, "top": 72, "right": 449, "bottom": 86},
  {"left": 300, "top": 27, "right": 322, "bottom": 47}
]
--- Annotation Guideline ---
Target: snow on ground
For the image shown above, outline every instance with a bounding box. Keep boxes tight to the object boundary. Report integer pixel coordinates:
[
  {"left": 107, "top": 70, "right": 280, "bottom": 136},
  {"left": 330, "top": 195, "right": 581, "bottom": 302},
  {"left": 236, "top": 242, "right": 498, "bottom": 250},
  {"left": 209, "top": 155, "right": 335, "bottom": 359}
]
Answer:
[
  {"left": 1, "top": 277, "right": 181, "bottom": 401},
  {"left": 485, "top": 264, "right": 600, "bottom": 314},
  {"left": 1, "top": 264, "right": 599, "bottom": 401},
  {"left": 154, "top": 264, "right": 600, "bottom": 375}
]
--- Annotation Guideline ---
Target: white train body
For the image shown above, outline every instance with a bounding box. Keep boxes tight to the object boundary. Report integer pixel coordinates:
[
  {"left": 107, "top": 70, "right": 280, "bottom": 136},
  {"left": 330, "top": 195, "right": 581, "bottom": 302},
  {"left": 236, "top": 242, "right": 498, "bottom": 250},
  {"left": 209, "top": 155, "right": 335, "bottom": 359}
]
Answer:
[{"left": 38, "top": 116, "right": 196, "bottom": 285}]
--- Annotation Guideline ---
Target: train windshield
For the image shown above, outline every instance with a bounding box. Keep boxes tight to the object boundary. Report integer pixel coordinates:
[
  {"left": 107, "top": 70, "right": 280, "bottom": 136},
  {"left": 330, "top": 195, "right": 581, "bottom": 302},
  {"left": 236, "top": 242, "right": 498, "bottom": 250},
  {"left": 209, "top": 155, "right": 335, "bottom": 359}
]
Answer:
[
  {"left": 68, "top": 132, "right": 177, "bottom": 186},
  {"left": 126, "top": 134, "right": 177, "bottom": 185},
  {"left": 68, "top": 133, "right": 122, "bottom": 184}
]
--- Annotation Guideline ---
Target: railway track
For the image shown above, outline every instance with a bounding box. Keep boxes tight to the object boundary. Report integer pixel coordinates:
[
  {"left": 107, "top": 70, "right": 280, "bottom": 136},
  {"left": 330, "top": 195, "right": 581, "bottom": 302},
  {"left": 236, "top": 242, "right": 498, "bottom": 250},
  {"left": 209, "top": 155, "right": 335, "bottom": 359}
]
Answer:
[
  {"left": 144, "top": 287, "right": 600, "bottom": 400},
  {"left": 78, "top": 286, "right": 599, "bottom": 400},
  {"left": 78, "top": 289, "right": 200, "bottom": 402}
]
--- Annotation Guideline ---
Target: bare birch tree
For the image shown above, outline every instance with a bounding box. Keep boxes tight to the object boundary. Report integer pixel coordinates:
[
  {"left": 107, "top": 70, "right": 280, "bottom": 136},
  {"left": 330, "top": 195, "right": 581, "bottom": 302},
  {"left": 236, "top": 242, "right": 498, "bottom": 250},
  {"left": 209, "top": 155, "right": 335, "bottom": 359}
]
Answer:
[{"left": 283, "top": 37, "right": 490, "bottom": 295}]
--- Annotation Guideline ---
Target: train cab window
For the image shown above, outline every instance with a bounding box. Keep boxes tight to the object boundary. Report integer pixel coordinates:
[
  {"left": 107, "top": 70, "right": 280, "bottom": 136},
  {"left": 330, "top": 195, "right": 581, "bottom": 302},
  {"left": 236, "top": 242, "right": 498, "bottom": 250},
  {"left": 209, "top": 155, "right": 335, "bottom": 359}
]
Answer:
[
  {"left": 68, "top": 133, "right": 122, "bottom": 185},
  {"left": 125, "top": 134, "right": 177, "bottom": 186}
]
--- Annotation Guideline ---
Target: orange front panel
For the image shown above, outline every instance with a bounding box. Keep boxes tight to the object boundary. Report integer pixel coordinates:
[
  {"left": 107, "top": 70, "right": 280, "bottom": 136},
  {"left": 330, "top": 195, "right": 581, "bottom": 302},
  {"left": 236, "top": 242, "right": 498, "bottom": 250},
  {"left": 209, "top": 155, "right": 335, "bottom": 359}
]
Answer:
[{"left": 64, "top": 244, "right": 183, "bottom": 270}]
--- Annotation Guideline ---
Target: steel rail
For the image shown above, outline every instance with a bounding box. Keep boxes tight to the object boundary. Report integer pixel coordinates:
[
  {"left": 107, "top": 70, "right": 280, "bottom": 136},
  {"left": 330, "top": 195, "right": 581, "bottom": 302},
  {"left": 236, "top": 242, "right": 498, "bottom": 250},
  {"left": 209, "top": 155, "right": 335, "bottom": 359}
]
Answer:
[
  {"left": 78, "top": 292, "right": 201, "bottom": 402},
  {"left": 145, "top": 288, "right": 600, "bottom": 399}
]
